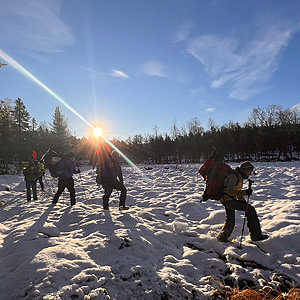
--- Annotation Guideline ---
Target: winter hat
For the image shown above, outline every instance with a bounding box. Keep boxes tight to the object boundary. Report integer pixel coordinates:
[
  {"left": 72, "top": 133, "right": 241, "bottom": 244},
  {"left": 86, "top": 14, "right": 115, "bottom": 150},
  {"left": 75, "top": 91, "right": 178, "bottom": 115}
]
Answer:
[{"left": 240, "top": 161, "right": 254, "bottom": 172}]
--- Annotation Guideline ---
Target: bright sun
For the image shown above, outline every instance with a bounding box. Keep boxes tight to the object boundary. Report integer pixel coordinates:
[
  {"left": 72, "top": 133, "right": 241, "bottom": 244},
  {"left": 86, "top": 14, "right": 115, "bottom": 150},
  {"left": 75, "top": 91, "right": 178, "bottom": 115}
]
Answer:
[{"left": 93, "top": 127, "right": 103, "bottom": 137}]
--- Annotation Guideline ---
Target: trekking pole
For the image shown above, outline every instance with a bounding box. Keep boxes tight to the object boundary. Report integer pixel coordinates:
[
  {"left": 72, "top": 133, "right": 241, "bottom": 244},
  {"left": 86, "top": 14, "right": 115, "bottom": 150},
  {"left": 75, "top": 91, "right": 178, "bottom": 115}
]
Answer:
[{"left": 238, "top": 179, "right": 253, "bottom": 249}]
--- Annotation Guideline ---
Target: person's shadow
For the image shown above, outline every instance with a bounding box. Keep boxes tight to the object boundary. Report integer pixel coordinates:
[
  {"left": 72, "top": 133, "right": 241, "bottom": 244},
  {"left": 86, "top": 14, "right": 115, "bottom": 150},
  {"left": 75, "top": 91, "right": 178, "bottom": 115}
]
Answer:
[
  {"left": 0, "top": 204, "right": 56, "bottom": 299},
  {"left": 82, "top": 210, "right": 181, "bottom": 299}
]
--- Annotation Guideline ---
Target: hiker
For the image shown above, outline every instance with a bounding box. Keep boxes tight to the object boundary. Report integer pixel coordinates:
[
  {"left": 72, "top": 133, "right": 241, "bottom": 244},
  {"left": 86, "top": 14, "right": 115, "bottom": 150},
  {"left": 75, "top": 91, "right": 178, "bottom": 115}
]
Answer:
[
  {"left": 52, "top": 152, "right": 81, "bottom": 206},
  {"left": 98, "top": 150, "right": 127, "bottom": 210},
  {"left": 23, "top": 161, "right": 41, "bottom": 201},
  {"left": 216, "top": 161, "right": 268, "bottom": 242}
]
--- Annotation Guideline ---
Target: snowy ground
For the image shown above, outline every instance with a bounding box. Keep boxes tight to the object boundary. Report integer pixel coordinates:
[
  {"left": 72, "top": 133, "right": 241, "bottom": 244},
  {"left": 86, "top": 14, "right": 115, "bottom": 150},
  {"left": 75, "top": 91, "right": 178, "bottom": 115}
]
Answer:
[{"left": 0, "top": 162, "right": 299, "bottom": 299}]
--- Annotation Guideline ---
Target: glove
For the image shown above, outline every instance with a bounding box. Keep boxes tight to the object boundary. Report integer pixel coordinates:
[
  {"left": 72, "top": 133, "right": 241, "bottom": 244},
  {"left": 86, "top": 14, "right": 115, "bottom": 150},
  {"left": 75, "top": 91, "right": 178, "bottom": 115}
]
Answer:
[
  {"left": 245, "top": 188, "right": 253, "bottom": 196},
  {"left": 77, "top": 168, "right": 81, "bottom": 173}
]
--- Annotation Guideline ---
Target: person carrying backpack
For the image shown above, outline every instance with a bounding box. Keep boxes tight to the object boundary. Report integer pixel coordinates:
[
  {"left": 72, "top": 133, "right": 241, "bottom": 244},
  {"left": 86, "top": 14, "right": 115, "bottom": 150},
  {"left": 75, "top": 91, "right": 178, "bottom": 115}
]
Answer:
[
  {"left": 52, "top": 152, "right": 81, "bottom": 206},
  {"left": 97, "top": 149, "right": 127, "bottom": 210},
  {"left": 23, "top": 161, "right": 41, "bottom": 201},
  {"left": 216, "top": 161, "right": 268, "bottom": 242}
]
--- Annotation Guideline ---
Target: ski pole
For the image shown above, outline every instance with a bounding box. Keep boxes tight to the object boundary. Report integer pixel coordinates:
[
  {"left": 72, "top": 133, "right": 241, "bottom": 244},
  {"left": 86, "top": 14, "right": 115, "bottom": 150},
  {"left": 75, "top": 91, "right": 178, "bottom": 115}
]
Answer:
[{"left": 238, "top": 179, "right": 253, "bottom": 249}]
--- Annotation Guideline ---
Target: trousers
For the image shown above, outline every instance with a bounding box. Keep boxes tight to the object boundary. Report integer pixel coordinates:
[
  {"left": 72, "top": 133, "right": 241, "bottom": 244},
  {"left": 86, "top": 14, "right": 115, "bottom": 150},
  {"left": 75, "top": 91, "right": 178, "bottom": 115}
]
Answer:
[
  {"left": 217, "top": 199, "right": 262, "bottom": 241},
  {"left": 26, "top": 181, "right": 37, "bottom": 201},
  {"left": 53, "top": 177, "right": 76, "bottom": 205},
  {"left": 102, "top": 179, "right": 127, "bottom": 208}
]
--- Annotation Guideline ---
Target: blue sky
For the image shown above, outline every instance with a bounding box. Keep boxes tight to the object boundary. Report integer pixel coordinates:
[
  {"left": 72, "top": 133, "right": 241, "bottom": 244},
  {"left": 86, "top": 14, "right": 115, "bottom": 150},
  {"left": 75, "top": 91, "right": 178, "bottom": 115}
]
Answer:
[{"left": 1, "top": 0, "right": 300, "bottom": 140}]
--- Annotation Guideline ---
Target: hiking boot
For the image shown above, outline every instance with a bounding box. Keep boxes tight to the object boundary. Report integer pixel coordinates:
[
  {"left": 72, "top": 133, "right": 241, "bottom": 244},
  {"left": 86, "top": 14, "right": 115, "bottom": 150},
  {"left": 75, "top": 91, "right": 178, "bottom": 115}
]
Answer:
[
  {"left": 251, "top": 234, "right": 269, "bottom": 242},
  {"left": 119, "top": 206, "right": 129, "bottom": 211},
  {"left": 217, "top": 236, "right": 230, "bottom": 243}
]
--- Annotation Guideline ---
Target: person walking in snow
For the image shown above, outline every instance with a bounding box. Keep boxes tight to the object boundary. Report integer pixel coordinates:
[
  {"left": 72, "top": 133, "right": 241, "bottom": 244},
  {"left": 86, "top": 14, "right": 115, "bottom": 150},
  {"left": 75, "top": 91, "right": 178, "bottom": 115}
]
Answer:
[
  {"left": 23, "top": 161, "right": 41, "bottom": 201},
  {"left": 216, "top": 161, "right": 268, "bottom": 242},
  {"left": 97, "top": 150, "right": 127, "bottom": 210},
  {"left": 52, "top": 152, "right": 81, "bottom": 206}
]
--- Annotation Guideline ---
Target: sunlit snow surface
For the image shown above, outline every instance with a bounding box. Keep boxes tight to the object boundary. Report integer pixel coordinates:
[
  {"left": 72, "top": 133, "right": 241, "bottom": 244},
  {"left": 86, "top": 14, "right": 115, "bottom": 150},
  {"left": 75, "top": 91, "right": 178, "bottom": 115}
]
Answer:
[{"left": 0, "top": 162, "right": 299, "bottom": 299}]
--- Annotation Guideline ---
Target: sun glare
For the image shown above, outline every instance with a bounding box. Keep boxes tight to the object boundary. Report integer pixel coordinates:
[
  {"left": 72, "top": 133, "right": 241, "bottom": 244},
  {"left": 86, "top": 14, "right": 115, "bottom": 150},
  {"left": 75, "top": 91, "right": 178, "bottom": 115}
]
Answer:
[
  {"left": 93, "top": 127, "right": 103, "bottom": 137},
  {"left": 0, "top": 49, "right": 153, "bottom": 186}
]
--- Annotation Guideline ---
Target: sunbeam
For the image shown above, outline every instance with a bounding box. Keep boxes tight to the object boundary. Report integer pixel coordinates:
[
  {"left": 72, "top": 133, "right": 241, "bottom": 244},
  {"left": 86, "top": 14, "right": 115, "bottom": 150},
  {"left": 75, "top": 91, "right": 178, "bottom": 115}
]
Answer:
[
  {"left": 0, "top": 49, "right": 153, "bottom": 186},
  {"left": 103, "top": 137, "right": 154, "bottom": 186},
  {"left": 0, "top": 49, "right": 94, "bottom": 129}
]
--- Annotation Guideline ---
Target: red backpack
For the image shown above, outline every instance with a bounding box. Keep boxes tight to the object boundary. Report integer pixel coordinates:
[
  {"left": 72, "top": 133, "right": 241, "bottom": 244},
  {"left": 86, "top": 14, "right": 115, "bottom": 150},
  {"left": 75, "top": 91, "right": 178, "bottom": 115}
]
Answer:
[{"left": 199, "top": 155, "right": 238, "bottom": 201}]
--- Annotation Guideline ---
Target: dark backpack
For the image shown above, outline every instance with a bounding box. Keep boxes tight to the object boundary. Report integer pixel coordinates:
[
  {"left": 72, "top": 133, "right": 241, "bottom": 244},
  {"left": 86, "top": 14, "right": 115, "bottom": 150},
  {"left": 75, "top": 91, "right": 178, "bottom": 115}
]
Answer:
[
  {"left": 199, "top": 155, "right": 239, "bottom": 201},
  {"left": 49, "top": 156, "right": 63, "bottom": 178}
]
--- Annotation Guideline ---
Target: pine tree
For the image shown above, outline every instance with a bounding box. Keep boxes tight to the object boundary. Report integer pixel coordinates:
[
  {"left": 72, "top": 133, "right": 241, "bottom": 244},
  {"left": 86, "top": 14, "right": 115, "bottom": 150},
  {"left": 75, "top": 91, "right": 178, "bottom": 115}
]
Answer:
[
  {"left": 11, "top": 98, "right": 31, "bottom": 164},
  {"left": 51, "top": 106, "right": 71, "bottom": 152},
  {"left": 36, "top": 121, "right": 52, "bottom": 153},
  {"left": 0, "top": 99, "right": 14, "bottom": 173},
  {"left": 31, "top": 117, "right": 37, "bottom": 132}
]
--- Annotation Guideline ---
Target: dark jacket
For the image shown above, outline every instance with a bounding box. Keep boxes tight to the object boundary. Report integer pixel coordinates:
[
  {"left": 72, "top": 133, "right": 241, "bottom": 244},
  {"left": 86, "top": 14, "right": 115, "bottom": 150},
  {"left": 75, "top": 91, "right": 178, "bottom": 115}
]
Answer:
[
  {"left": 23, "top": 165, "right": 40, "bottom": 182},
  {"left": 98, "top": 156, "right": 123, "bottom": 184},
  {"left": 57, "top": 158, "right": 78, "bottom": 179}
]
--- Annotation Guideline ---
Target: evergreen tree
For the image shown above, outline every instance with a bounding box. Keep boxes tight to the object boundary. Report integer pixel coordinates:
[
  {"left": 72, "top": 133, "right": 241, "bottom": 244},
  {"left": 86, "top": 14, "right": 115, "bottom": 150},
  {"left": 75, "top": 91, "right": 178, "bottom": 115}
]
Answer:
[
  {"left": 51, "top": 106, "right": 71, "bottom": 152},
  {"left": 36, "top": 122, "right": 52, "bottom": 153},
  {"left": 11, "top": 98, "right": 31, "bottom": 163},
  {"left": 31, "top": 117, "right": 37, "bottom": 132},
  {"left": 27, "top": 117, "right": 41, "bottom": 158},
  {"left": 0, "top": 99, "right": 14, "bottom": 173}
]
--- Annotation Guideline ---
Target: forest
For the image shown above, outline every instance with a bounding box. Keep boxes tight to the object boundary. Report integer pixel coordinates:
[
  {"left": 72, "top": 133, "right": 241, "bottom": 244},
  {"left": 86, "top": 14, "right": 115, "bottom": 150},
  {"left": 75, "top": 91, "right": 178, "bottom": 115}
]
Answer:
[{"left": 1, "top": 97, "right": 300, "bottom": 174}]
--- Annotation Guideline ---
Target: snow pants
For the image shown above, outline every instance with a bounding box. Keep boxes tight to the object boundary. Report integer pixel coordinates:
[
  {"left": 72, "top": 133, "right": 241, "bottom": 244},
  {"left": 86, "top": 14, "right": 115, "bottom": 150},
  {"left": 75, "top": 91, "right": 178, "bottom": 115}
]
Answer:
[
  {"left": 102, "top": 179, "right": 127, "bottom": 209},
  {"left": 26, "top": 180, "right": 37, "bottom": 201},
  {"left": 53, "top": 177, "right": 76, "bottom": 205},
  {"left": 217, "top": 199, "right": 262, "bottom": 241}
]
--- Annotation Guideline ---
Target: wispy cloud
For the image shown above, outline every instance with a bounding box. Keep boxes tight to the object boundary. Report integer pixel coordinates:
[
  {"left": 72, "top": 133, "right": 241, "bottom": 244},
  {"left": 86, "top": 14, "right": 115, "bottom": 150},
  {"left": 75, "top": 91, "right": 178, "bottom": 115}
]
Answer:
[
  {"left": 187, "top": 19, "right": 300, "bottom": 100},
  {"left": 111, "top": 69, "right": 130, "bottom": 79},
  {"left": 170, "top": 21, "right": 194, "bottom": 43},
  {"left": 206, "top": 108, "right": 215, "bottom": 112},
  {"left": 140, "top": 60, "right": 167, "bottom": 78},
  {"left": 78, "top": 66, "right": 130, "bottom": 82},
  {"left": 1, "top": 0, "right": 74, "bottom": 52}
]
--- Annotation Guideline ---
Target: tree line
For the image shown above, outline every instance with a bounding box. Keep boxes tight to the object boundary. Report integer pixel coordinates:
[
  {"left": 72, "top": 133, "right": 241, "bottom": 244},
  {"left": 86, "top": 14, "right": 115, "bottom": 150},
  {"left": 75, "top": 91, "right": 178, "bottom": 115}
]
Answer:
[
  {"left": 0, "top": 98, "right": 77, "bottom": 174},
  {"left": 116, "top": 104, "right": 300, "bottom": 164},
  {"left": 1, "top": 97, "right": 300, "bottom": 174}
]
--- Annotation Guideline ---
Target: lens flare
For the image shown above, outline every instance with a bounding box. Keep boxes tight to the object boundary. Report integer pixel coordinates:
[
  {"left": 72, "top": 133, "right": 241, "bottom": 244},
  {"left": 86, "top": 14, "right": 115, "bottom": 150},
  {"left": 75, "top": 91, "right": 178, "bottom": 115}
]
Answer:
[
  {"left": 103, "top": 137, "right": 153, "bottom": 186},
  {"left": 0, "top": 49, "right": 154, "bottom": 186},
  {"left": 0, "top": 49, "right": 93, "bottom": 129}
]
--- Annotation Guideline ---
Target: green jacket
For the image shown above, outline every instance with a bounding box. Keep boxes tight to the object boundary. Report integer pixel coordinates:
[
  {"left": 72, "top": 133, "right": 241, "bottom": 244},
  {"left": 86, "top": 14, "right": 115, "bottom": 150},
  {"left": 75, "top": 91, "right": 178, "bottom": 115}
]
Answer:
[
  {"left": 38, "top": 162, "right": 45, "bottom": 176},
  {"left": 23, "top": 166, "right": 41, "bottom": 182},
  {"left": 222, "top": 172, "right": 248, "bottom": 201}
]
